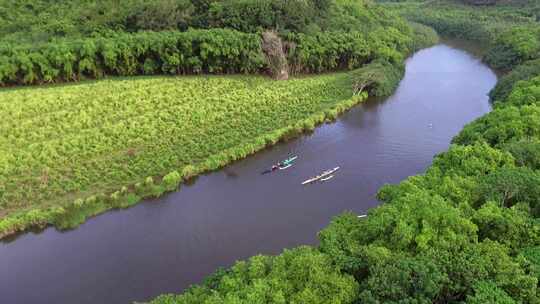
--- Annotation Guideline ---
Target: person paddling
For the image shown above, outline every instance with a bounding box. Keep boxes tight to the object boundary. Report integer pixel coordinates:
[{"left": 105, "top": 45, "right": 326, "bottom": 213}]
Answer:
[{"left": 261, "top": 156, "right": 297, "bottom": 174}]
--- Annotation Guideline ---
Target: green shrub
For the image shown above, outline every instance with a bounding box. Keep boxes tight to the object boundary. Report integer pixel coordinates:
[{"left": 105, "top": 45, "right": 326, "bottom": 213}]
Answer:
[
  {"left": 452, "top": 105, "right": 540, "bottom": 147},
  {"left": 207, "top": 0, "right": 318, "bottom": 33},
  {"left": 466, "top": 281, "right": 518, "bottom": 304},
  {"left": 484, "top": 26, "right": 540, "bottom": 70},
  {"left": 479, "top": 167, "right": 540, "bottom": 211},
  {"left": 521, "top": 246, "right": 540, "bottom": 281},
  {"left": 349, "top": 59, "right": 405, "bottom": 97},
  {"left": 489, "top": 59, "right": 540, "bottom": 102},
  {"left": 408, "top": 22, "right": 440, "bottom": 51},
  {"left": 162, "top": 171, "right": 182, "bottom": 191},
  {"left": 181, "top": 166, "right": 196, "bottom": 181},
  {"left": 502, "top": 140, "right": 540, "bottom": 170},
  {"left": 130, "top": 0, "right": 195, "bottom": 31},
  {"left": 497, "top": 75, "right": 540, "bottom": 108}
]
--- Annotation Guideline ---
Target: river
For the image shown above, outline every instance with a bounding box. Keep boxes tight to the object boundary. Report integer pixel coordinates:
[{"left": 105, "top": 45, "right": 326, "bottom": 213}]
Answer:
[{"left": 0, "top": 42, "right": 496, "bottom": 304}]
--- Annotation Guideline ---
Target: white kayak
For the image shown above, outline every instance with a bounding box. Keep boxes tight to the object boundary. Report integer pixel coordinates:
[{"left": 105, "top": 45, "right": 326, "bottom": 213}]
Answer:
[{"left": 302, "top": 167, "right": 340, "bottom": 185}]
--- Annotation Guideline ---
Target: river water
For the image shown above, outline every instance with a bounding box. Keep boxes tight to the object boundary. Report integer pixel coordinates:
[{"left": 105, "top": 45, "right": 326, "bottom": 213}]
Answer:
[{"left": 0, "top": 43, "right": 496, "bottom": 304}]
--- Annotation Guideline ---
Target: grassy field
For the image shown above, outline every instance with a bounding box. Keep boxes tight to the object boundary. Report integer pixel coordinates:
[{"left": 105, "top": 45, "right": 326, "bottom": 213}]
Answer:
[{"left": 0, "top": 73, "right": 365, "bottom": 236}]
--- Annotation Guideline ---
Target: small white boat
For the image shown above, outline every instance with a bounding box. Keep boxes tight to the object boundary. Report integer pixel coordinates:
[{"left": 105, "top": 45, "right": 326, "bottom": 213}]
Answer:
[{"left": 302, "top": 167, "right": 340, "bottom": 185}]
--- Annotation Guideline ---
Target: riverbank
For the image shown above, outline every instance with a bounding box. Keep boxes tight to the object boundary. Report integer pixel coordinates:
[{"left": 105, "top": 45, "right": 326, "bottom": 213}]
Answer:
[{"left": 0, "top": 73, "right": 369, "bottom": 239}]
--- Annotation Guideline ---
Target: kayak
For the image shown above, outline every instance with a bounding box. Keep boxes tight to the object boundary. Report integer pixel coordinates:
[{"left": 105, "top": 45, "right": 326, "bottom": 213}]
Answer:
[
  {"left": 302, "top": 167, "right": 340, "bottom": 185},
  {"left": 262, "top": 156, "right": 298, "bottom": 174},
  {"left": 279, "top": 156, "right": 297, "bottom": 170},
  {"left": 315, "top": 167, "right": 339, "bottom": 182},
  {"left": 281, "top": 156, "right": 298, "bottom": 165}
]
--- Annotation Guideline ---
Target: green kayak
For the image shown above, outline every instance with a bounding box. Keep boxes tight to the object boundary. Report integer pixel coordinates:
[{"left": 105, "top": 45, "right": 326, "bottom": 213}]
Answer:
[{"left": 281, "top": 156, "right": 298, "bottom": 165}]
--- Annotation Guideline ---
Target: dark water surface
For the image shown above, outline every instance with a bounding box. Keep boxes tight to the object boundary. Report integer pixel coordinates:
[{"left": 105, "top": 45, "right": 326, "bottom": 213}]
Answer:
[{"left": 0, "top": 43, "right": 496, "bottom": 304}]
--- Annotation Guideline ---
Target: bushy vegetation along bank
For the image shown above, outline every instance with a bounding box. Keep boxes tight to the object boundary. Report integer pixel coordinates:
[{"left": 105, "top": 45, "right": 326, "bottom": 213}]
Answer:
[
  {"left": 0, "top": 73, "right": 370, "bottom": 239},
  {"left": 0, "top": 28, "right": 413, "bottom": 86},
  {"left": 150, "top": 2, "right": 540, "bottom": 303}
]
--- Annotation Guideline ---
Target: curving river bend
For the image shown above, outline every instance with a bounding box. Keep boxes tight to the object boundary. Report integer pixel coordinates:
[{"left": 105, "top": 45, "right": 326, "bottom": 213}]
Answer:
[{"left": 0, "top": 42, "right": 496, "bottom": 304}]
